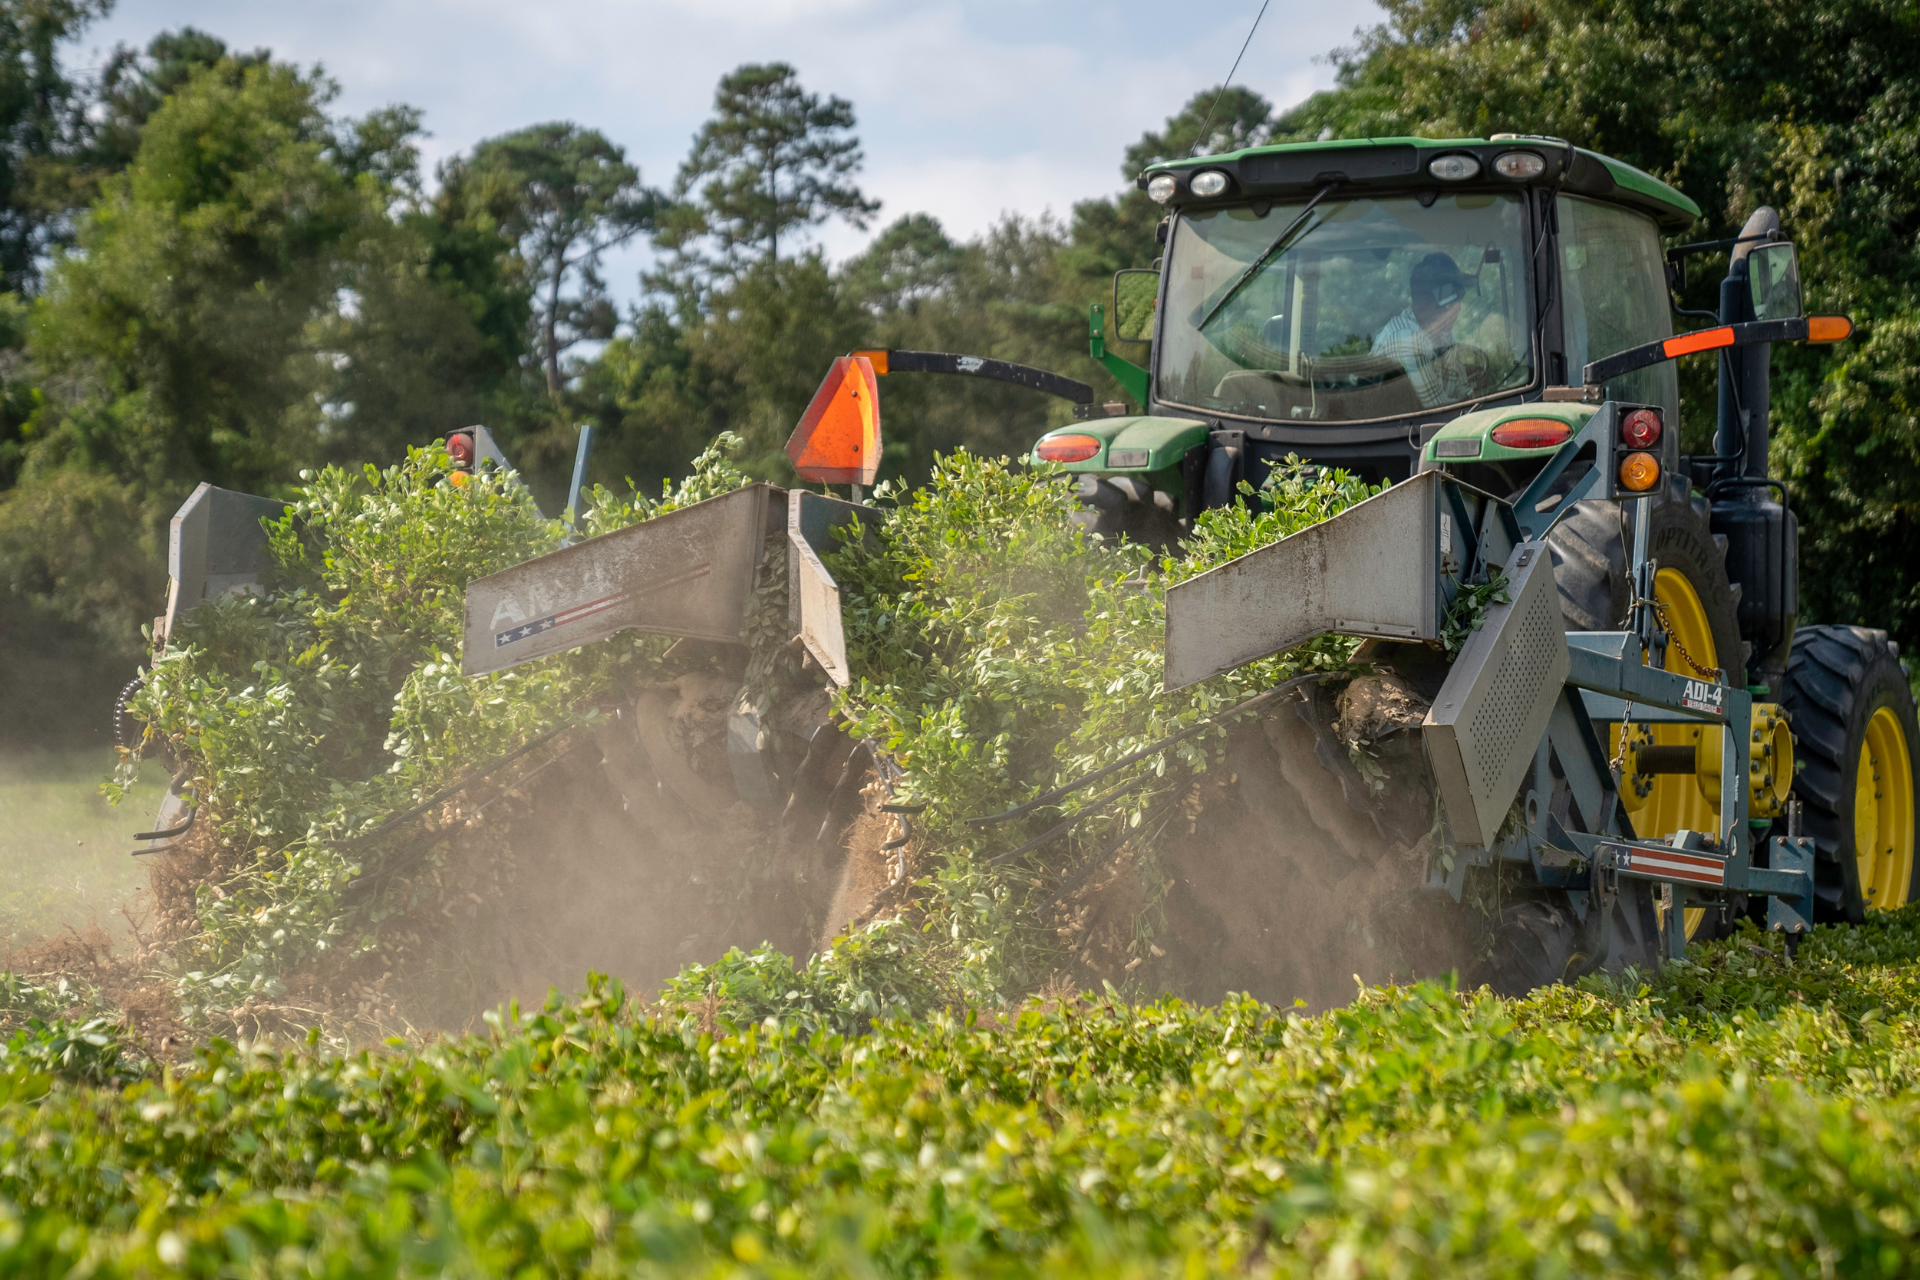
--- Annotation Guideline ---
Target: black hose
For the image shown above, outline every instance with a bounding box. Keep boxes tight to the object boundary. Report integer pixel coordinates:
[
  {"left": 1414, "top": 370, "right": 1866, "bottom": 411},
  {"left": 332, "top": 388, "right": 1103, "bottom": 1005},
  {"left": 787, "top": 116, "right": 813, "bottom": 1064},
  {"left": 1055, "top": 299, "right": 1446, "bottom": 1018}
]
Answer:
[
  {"left": 967, "top": 671, "right": 1336, "bottom": 828},
  {"left": 329, "top": 723, "right": 575, "bottom": 850},
  {"left": 984, "top": 774, "right": 1153, "bottom": 867}
]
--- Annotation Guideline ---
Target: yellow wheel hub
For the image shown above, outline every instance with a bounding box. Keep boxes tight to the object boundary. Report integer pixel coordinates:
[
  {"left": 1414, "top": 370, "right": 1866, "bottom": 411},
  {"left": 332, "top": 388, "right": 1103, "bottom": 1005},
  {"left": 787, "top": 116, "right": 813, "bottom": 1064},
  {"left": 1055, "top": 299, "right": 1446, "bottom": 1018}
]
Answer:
[{"left": 1855, "top": 705, "right": 1915, "bottom": 912}]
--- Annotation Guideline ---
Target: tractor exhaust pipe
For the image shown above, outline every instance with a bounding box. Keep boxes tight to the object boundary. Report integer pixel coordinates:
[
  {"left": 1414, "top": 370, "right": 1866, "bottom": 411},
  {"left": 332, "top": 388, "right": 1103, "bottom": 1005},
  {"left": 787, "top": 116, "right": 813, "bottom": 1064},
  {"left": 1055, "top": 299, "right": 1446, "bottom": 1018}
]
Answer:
[{"left": 1713, "top": 206, "right": 1781, "bottom": 487}]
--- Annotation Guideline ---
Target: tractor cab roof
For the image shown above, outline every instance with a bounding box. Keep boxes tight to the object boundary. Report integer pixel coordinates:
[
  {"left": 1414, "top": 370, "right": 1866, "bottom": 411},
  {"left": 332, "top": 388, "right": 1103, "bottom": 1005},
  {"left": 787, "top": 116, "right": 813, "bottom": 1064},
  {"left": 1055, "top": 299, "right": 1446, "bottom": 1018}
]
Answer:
[{"left": 1142, "top": 136, "right": 1700, "bottom": 233}]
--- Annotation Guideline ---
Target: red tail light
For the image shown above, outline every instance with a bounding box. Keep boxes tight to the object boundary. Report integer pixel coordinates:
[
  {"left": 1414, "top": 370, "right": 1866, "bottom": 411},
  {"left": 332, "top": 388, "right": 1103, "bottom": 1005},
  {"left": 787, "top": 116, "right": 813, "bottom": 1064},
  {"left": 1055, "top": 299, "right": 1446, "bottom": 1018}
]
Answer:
[
  {"left": 1489, "top": 418, "right": 1574, "bottom": 450},
  {"left": 1035, "top": 433, "right": 1102, "bottom": 463},
  {"left": 1620, "top": 408, "right": 1662, "bottom": 450},
  {"left": 446, "top": 432, "right": 475, "bottom": 467}
]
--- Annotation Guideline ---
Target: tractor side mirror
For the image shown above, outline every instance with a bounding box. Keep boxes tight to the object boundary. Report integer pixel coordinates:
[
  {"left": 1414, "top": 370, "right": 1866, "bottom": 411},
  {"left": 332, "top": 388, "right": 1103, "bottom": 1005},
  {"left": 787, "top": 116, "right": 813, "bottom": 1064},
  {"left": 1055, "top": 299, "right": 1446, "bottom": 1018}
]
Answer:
[
  {"left": 1747, "top": 242, "right": 1802, "bottom": 321},
  {"left": 1112, "top": 269, "right": 1160, "bottom": 343}
]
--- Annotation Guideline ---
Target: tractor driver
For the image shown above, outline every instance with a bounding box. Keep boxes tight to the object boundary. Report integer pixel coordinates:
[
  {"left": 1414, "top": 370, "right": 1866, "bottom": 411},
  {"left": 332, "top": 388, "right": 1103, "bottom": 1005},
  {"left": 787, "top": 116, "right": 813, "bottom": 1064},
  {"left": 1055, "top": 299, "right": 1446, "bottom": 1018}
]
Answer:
[{"left": 1371, "top": 252, "right": 1476, "bottom": 407}]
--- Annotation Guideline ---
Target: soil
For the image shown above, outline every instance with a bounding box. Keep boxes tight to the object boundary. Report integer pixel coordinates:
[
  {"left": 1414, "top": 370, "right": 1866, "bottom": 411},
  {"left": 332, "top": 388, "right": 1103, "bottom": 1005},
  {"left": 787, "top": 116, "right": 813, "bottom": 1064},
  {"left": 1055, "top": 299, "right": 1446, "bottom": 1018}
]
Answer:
[{"left": 1049, "top": 681, "right": 1473, "bottom": 1011}]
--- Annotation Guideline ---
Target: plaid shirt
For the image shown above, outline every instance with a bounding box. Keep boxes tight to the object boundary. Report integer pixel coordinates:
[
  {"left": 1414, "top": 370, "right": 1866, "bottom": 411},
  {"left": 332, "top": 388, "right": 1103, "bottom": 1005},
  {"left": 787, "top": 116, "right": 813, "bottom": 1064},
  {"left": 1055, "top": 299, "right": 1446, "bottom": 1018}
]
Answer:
[{"left": 1371, "top": 308, "right": 1471, "bottom": 407}]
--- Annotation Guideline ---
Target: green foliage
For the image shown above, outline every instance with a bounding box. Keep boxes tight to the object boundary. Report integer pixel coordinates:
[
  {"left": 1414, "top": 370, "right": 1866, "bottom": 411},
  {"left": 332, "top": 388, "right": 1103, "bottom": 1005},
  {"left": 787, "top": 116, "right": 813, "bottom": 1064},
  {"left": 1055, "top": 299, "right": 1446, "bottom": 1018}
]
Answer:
[
  {"left": 450, "top": 122, "right": 662, "bottom": 396},
  {"left": 124, "top": 438, "right": 754, "bottom": 1015},
  {"left": 65, "top": 27, "right": 270, "bottom": 194},
  {"left": 1440, "top": 567, "right": 1512, "bottom": 654},
  {"left": 6, "top": 912, "right": 1920, "bottom": 1274},
  {"left": 823, "top": 453, "right": 1374, "bottom": 995},
  {"left": 0, "top": 0, "right": 113, "bottom": 290},
  {"left": 32, "top": 58, "right": 378, "bottom": 491},
  {"left": 663, "top": 921, "right": 949, "bottom": 1038}
]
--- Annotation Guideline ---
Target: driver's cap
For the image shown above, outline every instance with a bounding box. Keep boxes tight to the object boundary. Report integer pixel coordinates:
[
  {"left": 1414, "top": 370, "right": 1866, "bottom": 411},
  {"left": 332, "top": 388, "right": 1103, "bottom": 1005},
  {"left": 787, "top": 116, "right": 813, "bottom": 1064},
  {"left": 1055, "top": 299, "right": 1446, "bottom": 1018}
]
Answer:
[{"left": 1412, "top": 252, "right": 1474, "bottom": 309}]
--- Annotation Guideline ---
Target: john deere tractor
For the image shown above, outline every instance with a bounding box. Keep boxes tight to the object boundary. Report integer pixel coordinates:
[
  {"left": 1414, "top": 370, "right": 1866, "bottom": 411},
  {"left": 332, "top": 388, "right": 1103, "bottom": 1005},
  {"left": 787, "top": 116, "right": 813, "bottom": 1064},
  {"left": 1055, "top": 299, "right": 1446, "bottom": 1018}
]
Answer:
[{"left": 1032, "top": 134, "right": 1918, "bottom": 939}]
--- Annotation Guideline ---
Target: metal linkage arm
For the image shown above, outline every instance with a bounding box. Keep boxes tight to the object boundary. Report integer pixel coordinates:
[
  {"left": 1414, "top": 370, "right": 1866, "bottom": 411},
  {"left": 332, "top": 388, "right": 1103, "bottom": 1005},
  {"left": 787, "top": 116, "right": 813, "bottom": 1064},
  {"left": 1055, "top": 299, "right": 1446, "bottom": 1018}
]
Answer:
[{"left": 854, "top": 349, "right": 1094, "bottom": 405}]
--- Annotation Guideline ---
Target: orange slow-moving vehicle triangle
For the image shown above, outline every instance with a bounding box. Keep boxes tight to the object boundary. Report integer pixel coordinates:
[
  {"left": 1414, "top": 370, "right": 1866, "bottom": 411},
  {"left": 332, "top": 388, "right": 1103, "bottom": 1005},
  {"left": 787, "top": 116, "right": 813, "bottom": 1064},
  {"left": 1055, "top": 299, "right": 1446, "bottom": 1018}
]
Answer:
[{"left": 786, "top": 355, "right": 880, "bottom": 484}]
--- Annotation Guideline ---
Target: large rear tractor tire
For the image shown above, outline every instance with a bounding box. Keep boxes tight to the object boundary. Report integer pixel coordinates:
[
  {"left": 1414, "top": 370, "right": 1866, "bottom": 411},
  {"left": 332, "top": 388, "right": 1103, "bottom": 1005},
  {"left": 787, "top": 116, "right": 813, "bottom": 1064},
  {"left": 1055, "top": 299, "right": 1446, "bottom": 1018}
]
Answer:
[
  {"left": 1778, "top": 625, "right": 1920, "bottom": 922},
  {"left": 1546, "top": 477, "right": 1746, "bottom": 947}
]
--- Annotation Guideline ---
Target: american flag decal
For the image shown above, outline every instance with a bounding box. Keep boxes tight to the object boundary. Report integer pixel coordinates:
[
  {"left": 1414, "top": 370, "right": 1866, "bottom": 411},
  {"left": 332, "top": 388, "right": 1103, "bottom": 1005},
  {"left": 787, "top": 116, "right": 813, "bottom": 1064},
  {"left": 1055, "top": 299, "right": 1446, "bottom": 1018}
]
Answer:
[
  {"left": 1607, "top": 843, "right": 1727, "bottom": 886},
  {"left": 493, "top": 563, "right": 714, "bottom": 648}
]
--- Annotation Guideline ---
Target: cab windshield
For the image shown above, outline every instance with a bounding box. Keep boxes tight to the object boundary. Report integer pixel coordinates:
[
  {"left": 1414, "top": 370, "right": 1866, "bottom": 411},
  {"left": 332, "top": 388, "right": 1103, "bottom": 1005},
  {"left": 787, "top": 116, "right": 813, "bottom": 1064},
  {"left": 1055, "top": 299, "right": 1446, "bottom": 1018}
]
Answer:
[{"left": 1159, "top": 193, "right": 1534, "bottom": 422}]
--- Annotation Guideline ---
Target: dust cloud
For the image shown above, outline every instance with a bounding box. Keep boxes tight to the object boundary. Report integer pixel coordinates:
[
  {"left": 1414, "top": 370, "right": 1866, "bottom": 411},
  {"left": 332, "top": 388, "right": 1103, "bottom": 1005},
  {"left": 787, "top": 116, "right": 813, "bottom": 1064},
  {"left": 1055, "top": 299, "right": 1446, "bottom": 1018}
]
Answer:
[{"left": 290, "top": 673, "right": 893, "bottom": 1034}]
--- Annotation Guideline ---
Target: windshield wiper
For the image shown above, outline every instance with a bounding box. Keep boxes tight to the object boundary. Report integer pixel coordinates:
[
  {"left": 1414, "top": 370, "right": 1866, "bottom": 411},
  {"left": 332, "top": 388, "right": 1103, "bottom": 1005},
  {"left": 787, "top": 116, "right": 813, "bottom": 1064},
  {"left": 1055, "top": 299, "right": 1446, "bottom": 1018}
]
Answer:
[{"left": 1197, "top": 181, "right": 1342, "bottom": 331}]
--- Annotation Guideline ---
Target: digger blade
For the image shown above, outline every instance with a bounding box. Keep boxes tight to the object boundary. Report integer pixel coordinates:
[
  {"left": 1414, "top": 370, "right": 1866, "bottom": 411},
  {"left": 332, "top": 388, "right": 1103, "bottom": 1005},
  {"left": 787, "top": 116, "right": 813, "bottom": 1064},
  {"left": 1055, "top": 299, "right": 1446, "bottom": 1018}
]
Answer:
[{"left": 462, "top": 484, "right": 784, "bottom": 677}]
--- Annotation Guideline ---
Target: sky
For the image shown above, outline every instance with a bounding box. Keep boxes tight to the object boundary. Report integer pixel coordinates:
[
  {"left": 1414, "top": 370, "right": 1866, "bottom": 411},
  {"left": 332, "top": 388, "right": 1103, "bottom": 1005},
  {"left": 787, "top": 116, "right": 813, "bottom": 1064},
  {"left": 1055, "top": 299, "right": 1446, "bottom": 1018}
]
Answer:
[{"left": 80, "top": 0, "right": 1384, "bottom": 303}]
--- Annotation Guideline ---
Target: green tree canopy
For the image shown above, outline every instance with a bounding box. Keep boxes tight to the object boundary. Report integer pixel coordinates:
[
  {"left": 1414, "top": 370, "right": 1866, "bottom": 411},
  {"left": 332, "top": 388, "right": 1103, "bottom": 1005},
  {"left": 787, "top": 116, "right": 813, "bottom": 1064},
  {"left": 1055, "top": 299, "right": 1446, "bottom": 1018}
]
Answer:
[
  {"left": 0, "top": 0, "right": 112, "bottom": 289},
  {"left": 31, "top": 58, "right": 375, "bottom": 490},
  {"left": 447, "top": 123, "right": 660, "bottom": 396},
  {"left": 1124, "top": 84, "right": 1276, "bottom": 174},
  {"left": 662, "top": 62, "right": 878, "bottom": 274},
  {"left": 75, "top": 27, "right": 269, "bottom": 181}
]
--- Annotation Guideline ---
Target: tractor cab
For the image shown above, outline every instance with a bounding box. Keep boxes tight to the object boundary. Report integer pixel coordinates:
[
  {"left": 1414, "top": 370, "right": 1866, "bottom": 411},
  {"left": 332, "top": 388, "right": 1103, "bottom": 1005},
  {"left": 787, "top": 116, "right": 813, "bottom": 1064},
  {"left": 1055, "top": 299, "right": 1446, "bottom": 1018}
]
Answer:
[{"left": 1041, "top": 135, "right": 1707, "bottom": 538}]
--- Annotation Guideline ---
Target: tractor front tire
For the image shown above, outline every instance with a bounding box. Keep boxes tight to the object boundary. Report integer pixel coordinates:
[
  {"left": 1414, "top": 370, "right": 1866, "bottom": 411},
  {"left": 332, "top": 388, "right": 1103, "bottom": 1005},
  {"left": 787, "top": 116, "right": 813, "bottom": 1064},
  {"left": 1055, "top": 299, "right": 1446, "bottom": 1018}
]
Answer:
[
  {"left": 1778, "top": 625, "right": 1920, "bottom": 922},
  {"left": 1072, "top": 474, "right": 1186, "bottom": 549}
]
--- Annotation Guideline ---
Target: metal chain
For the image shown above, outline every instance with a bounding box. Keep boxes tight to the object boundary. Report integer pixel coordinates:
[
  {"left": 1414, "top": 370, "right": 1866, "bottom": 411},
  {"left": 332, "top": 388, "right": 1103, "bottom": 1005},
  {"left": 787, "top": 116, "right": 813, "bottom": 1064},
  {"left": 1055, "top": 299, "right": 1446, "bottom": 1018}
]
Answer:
[
  {"left": 1609, "top": 700, "right": 1636, "bottom": 776},
  {"left": 1628, "top": 595, "right": 1725, "bottom": 683}
]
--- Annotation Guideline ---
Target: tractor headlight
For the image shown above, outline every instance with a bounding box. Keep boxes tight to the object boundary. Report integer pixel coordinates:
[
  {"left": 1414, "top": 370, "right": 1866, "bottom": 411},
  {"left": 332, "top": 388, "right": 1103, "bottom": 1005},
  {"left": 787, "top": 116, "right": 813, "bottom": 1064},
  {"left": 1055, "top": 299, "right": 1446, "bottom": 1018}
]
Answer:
[
  {"left": 1189, "top": 169, "right": 1230, "bottom": 198},
  {"left": 1146, "top": 173, "right": 1178, "bottom": 203},
  {"left": 1428, "top": 153, "right": 1481, "bottom": 181},
  {"left": 1493, "top": 150, "right": 1545, "bottom": 179}
]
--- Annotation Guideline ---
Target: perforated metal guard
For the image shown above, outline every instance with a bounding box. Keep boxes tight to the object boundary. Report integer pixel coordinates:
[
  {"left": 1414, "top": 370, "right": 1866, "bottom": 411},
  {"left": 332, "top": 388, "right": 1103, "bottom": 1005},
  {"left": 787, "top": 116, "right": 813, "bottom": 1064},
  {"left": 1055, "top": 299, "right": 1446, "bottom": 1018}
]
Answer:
[{"left": 1423, "top": 540, "right": 1570, "bottom": 847}]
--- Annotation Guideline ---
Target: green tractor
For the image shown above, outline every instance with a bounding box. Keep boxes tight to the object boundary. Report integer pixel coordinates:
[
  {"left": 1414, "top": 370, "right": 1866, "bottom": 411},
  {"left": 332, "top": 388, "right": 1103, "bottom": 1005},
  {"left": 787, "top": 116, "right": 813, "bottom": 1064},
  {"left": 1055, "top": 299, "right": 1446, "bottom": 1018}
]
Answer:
[{"left": 1033, "top": 134, "right": 1917, "bottom": 940}]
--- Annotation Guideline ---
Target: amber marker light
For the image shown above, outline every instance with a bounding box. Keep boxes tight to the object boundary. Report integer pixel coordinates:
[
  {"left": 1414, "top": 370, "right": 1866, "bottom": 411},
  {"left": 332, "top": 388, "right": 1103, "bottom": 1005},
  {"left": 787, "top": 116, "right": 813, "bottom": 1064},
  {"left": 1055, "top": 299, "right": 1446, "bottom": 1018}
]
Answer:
[
  {"left": 1490, "top": 418, "right": 1574, "bottom": 449},
  {"left": 1035, "top": 433, "right": 1102, "bottom": 463},
  {"left": 1807, "top": 315, "right": 1854, "bottom": 343},
  {"left": 1618, "top": 451, "right": 1661, "bottom": 492}
]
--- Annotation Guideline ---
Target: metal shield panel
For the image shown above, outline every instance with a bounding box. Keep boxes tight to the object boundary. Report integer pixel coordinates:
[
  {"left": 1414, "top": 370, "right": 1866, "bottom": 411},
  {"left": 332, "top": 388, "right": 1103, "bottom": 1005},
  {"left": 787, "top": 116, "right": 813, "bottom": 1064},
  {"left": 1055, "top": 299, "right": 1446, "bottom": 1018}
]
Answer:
[
  {"left": 161, "top": 483, "right": 289, "bottom": 647},
  {"left": 787, "top": 490, "right": 876, "bottom": 686},
  {"left": 1163, "top": 472, "right": 1442, "bottom": 690},
  {"left": 462, "top": 484, "right": 780, "bottom": 677},
  {"left": 1422, "top": 540, "right": 1570, "bottom": 848}
]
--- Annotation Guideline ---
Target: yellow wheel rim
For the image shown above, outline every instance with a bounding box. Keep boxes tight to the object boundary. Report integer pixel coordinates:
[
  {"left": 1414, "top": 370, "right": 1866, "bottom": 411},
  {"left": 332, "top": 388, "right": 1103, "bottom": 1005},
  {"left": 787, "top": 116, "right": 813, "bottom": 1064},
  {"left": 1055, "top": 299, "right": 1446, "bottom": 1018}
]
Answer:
[
  {"left": 1635, "top": 567, "right": 1719, "bottom": 940},
  {"left": 1855, "top": 705, "right": 1915, "bottom": 911}
]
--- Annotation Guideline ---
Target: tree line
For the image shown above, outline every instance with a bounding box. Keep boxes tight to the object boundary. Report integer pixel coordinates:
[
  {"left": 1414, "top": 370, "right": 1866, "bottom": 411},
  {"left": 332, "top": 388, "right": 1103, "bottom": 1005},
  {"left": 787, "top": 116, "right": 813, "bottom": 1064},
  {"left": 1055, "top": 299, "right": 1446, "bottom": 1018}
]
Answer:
[{"left": 1, "top": 0, "right": 1915, "bottom": 740}]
